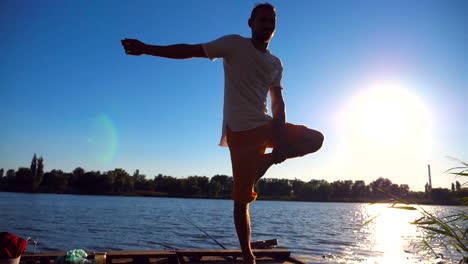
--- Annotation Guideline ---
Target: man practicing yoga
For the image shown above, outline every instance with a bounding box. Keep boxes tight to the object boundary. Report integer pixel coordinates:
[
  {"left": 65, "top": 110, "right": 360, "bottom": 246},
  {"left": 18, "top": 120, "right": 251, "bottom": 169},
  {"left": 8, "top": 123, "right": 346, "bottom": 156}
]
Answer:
[{"left": 121, "top": 3, "right": 324, "bottom": 263}]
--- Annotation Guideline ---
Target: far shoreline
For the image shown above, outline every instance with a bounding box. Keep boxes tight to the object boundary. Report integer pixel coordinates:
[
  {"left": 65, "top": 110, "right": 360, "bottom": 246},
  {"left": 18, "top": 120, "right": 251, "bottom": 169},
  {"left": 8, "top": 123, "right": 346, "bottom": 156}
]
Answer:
[{"left": 1, "top": 190, "right": 465, "bottom": 206}]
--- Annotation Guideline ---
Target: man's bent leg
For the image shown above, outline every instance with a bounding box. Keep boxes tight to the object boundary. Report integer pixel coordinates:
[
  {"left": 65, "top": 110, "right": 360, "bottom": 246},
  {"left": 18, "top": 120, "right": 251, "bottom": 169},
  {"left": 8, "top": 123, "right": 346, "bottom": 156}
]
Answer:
[
  {"left": 254, "top": 124, "right": 324, "bottom": 184},
  {"left": 255, "top": 153, "right": 273, "bottom": 185},
  {"left": 234, "top": 201, "right": 255, "bottom": 263},
  {"left": 284, "top": 124, "right": 324, "bottom": 159}
]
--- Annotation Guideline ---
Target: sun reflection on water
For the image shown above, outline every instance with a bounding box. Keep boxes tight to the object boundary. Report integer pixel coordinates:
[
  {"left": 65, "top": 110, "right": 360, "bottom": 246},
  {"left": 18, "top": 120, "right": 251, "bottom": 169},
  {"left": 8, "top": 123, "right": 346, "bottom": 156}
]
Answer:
[
  {"left": 299, "top": 204, "right": 466, "bottom": 264},
  {"left": 363, "top": 204, "right": 421, "bottom": 264}
]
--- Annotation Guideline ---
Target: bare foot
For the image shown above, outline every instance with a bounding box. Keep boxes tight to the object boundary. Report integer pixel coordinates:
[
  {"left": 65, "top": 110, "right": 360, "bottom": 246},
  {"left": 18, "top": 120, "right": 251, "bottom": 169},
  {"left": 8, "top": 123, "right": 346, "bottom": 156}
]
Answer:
[{"left": 243, "top": 256, "right": 256, "bottom": 264}]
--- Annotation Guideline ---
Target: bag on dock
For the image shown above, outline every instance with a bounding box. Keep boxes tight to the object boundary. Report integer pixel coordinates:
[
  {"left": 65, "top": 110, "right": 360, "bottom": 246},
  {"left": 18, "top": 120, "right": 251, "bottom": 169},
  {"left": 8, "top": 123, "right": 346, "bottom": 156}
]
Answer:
[
  {"left": 55, "top": 249, "right": 92, "bottom": 264},
  {"left": 0, "top": 232, "right": 28, "bottom": 264}
]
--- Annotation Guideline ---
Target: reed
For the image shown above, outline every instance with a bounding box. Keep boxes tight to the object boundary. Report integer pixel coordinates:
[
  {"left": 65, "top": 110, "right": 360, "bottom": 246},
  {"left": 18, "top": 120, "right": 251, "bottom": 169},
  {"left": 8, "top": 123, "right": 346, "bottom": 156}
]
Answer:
[
  {"left": 416, "top": 158, "right": 467, "bottom": 263},
  {"left": 365, "top": 158, "right": 467, "bottom": 263}
]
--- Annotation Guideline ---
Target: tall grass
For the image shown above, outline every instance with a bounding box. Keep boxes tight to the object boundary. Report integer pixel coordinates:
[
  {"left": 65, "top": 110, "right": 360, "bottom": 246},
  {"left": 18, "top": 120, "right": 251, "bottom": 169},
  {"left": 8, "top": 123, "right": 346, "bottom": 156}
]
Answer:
[
  {"left": 411, "top": 205, "right": 467, "bottom": 262},
  {"left": 411, "top": 158, "right": 467, "bottom": 263},
  {"left": 366, "top": 158, "right": 467, "bottom": 263}
]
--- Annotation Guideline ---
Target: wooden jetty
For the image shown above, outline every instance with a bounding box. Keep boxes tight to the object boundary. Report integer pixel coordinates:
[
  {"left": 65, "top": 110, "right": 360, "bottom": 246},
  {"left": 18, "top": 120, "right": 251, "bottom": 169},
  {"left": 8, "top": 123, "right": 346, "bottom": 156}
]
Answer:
[
  {"left": 20, "top": 240, "right": 306, "bottom": 264},
  {"left": 21, "top": 248, "right": 304, "bottom": 264}
]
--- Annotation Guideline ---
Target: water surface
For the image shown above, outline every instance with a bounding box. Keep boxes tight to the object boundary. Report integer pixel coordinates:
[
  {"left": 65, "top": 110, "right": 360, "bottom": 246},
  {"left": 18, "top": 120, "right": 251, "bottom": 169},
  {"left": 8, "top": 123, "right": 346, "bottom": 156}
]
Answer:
[{"left": 0, "top": 192, "right": 465, "bottom": 263}]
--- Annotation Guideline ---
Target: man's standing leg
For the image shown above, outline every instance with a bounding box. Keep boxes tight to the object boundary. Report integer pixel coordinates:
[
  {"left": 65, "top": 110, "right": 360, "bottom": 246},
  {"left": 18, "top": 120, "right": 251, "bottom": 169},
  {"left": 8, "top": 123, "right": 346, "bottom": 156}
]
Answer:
[
  {"left": 227, "top": 127, "right": 265, "bottom": 263},
  {"left": 234, "top": 202, "right": 255, "bottom": 263},
  {"left": 230, "top": 149, "right": 258, "bottom": 263}
]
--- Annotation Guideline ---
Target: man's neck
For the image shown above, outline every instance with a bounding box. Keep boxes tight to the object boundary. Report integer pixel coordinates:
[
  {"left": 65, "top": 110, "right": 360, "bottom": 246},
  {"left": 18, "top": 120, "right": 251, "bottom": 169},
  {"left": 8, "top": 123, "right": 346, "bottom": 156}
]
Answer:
[{"left": 250, "top": 38, "right": 269, "bottom": 53}]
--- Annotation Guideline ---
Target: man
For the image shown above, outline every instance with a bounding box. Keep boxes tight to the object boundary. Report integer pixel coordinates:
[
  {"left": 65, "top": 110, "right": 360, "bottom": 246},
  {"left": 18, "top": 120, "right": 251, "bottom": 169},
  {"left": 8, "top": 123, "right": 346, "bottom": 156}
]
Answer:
[{"left": 121, "top": 3, "right": 323, "bottom": 263}]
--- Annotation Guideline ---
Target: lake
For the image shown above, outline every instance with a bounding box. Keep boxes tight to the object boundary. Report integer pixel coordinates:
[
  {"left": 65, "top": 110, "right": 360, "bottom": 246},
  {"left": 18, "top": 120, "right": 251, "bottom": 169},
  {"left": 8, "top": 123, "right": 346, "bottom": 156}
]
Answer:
[{"left": 0, "top": 192, "right": 465, "bottom": 263}]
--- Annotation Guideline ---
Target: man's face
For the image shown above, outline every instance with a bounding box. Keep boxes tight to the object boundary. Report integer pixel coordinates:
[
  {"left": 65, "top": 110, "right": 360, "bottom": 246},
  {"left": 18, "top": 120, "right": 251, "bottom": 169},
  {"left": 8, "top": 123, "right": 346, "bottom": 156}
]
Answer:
[{"left": 249, "top": 8, "right": 276, "bottom": 43}]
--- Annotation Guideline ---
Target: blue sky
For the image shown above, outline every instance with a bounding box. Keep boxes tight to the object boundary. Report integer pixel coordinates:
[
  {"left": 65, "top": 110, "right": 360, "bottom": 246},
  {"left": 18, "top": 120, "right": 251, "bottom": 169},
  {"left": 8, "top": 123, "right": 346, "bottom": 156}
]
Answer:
[{"left": 1, "top": 0, "right": 467, "bottom": 191}]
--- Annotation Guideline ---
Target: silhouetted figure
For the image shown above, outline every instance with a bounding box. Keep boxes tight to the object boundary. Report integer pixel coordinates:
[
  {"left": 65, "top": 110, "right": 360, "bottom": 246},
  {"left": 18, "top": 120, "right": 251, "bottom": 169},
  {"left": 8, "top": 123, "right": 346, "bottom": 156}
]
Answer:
[{"left": 121, "top": 3, "right": 323, "bottom": 263}]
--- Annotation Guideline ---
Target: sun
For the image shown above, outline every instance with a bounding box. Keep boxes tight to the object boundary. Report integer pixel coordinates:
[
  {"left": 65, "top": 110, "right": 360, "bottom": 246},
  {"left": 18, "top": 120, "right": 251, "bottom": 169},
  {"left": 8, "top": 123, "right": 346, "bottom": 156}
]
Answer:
[
  {"left": 334, "top": 79, "right": 433, "bottom": 185},
  {"left": 342, "top": 80, "right": 431, "bottom": 149}
]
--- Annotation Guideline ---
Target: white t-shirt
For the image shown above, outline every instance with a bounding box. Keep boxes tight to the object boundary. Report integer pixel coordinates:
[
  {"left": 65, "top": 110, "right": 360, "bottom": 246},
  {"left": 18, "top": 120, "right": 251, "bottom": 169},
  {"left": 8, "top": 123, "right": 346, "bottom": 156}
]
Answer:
[{"left": 202, "top": 34, "right": 283, "bottom": 147}]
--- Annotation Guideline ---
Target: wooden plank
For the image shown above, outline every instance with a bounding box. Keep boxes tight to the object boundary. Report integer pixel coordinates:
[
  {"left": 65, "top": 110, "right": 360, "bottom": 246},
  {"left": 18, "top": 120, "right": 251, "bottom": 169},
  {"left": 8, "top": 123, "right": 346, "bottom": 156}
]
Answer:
[
  {"left": 176, "top": 249, "right": 290, "bottom": 258},
  {"left": 285, "top": 256, "right": 306, "bottom": 264},
  {"left": 21, "top": 249, "right": 292, "bottom": 263},
  {"left": 106, "top": 250, "right": 175, "bottom": 258},
  {"left": 184, "top": 255, "right": 302, "bottom": 264},
  {"left": 23, "top": 252, "right": 66, "bottom": 257},
  {"left": 22, "top": 250, "right": 176, "bottom": 258},
  {"left": 105, "top": 250, "right": 177, "bottom": 264},
  {"left": 251, "top": 239, "right": 278, "bottom": 249}
]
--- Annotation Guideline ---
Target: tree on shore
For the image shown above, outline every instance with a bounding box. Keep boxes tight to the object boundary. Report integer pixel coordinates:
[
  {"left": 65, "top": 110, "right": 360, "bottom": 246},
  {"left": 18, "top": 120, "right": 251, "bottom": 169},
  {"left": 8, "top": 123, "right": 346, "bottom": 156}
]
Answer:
[
  {"left": 0, "top": 154, "right": 464, "bottom": 205},
  {"left": 30, "top": 154, "right": 44, "bottom": 192},
  {"left": 209, "top": 175, "right": 232, "bottom": 198}
]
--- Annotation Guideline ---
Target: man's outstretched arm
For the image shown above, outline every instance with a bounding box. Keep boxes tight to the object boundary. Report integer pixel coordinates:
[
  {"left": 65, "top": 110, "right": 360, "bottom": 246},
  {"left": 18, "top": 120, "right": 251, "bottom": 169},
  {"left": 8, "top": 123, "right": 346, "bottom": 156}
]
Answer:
[{"left": 121, "top": 38, "right": 207, "bottom": 59}]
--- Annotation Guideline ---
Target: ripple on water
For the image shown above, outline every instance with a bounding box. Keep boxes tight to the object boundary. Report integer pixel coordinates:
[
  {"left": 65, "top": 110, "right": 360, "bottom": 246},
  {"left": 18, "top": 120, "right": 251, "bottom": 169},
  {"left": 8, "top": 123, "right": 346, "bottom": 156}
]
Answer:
[{"left": 0, "top": 193, "right": 464, "bottom": 263}]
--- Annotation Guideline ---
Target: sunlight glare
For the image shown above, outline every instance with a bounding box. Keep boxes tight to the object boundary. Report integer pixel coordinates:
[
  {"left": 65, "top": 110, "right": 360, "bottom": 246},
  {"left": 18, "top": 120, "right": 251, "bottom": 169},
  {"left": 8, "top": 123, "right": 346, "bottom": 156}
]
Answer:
[
  {"left": 345, "top": 81, "right": 430, "bottom": 148},
  {"left": 365, "top": 204, "right": 421, "bottom": 264},
  {"left": 334, "top": 79, "right": 433, "bottom": 187}
]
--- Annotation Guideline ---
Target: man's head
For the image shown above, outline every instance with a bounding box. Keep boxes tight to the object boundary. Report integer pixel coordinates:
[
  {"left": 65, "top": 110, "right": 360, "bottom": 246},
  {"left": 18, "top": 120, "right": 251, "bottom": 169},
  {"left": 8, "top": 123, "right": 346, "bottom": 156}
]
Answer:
[{"left": 248, "top": 3, "right": 276, "bottom": 43}]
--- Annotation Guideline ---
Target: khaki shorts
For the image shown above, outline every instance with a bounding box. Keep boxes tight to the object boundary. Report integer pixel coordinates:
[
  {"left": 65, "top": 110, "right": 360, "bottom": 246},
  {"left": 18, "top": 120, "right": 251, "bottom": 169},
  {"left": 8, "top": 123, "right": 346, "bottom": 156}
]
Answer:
[{"left": 227, "top": 122, "right": 309, "bottom": 203}]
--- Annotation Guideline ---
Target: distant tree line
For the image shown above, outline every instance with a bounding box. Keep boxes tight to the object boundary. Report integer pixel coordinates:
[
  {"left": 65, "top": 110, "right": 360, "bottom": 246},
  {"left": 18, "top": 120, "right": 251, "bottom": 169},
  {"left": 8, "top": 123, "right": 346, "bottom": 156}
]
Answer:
[{"left": 0, "top": 154, "right": 466, "bottom": 205}]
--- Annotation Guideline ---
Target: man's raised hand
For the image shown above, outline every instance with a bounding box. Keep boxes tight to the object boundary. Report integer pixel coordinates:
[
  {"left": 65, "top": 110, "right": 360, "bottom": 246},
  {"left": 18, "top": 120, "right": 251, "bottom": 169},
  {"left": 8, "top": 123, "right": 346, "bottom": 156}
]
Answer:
[{"left": 121, "top": 38, "right": 146, "bottom": 56}]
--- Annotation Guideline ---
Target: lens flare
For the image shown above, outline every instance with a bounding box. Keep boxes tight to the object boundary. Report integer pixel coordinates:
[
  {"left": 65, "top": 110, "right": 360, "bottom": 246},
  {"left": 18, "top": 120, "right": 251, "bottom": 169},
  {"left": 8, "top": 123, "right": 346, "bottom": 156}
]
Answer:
[{"left": 86, "top": 113, "right": 118, "bottom": 166}]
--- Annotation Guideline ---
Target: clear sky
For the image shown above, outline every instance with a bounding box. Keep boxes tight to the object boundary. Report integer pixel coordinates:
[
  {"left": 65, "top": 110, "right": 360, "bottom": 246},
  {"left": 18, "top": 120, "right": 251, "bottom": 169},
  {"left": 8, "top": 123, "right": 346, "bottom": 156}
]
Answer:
[{"left": 1, "top": 0, "right": 467, "bottom": 191}]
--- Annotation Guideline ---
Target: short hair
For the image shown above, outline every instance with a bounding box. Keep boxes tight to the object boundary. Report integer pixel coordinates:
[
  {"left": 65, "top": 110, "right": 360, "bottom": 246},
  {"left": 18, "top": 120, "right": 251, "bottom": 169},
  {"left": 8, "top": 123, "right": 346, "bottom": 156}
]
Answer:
[{"left": 250, "top": 3, "right": 276, "bottom": 20}]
